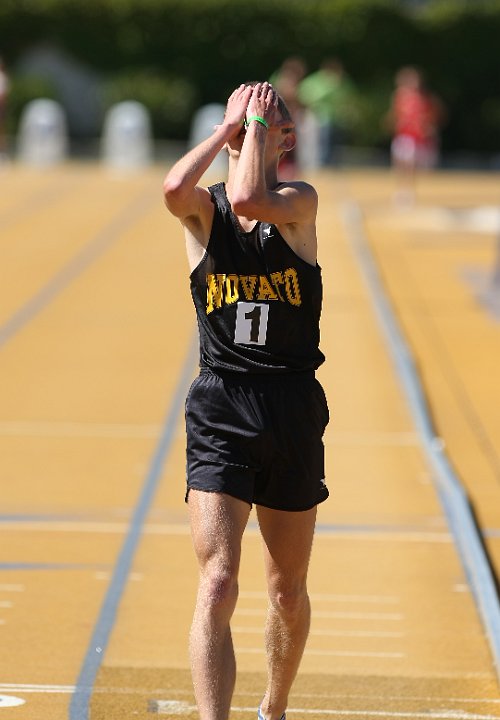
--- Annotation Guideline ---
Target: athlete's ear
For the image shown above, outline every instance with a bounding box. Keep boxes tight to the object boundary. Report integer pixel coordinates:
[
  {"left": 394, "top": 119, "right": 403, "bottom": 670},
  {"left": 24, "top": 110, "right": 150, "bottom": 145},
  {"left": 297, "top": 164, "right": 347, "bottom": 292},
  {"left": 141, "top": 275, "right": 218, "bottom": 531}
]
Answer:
[{"left": 279, "top": 132, "right": 296, "bottom": 154}]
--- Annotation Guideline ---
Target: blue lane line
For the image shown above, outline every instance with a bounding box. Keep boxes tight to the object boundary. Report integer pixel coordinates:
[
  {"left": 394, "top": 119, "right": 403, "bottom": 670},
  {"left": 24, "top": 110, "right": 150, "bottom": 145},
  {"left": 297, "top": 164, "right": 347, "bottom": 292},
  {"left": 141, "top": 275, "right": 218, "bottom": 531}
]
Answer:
[
  {"left": 69, "top": 331, "right": 198, "bottom": 720},
  {"left": 0, "top": 189, "right": 153, "bottom": 350},
  {"left": 342, "top": 200, "right": 500, "bottom": 682}
]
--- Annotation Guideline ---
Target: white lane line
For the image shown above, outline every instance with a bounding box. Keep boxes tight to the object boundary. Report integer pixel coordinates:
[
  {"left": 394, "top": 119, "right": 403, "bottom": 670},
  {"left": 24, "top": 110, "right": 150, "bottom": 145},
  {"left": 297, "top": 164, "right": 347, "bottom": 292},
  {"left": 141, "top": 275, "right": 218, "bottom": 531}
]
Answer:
[
  {"left": 234, "top": 609, "right": 404, "bottom": 621},
  {"left": 152, "top": 700, "right": 196, "bottom": 714},
  {"left": 1, "top": 685, "right": 497, "bottom": 715},
  {"left": 284, "top": 693, "right": 500, "bottom": 706},
  {"left": 0, "top": 520, "right": 451, "bottom": 543},
  {"left": 0, "top": 521, "right": 191, "bottom": 535},
  {"left": 230, "top": 707, "right": 500, "bottom": 720},
  {"left": 0, "top": 684, "right": 75, "bottom": 694},
  {"left": 0, "top": 594, "right": 16, "bottom": 623},
  {"left": 325, "top": 430, "right": 420, "bottom": 447},
  {"left": 0, "top": 420, "right": 161, "bottom": 439},
  {"left": 0, "top": 424, "right": 421, "bottom": 445},
  {"left": 232, "top": 626, "right": 404, "bottom": 638},
  {"left": 150, "top": 700, "right": 500, "bottom": 719},
  {"left": 239, "top": 591, "right": 401, "bottom": 604},
  {"left": 312, "top": 593, "right": 401, "bottom": 604},
  {"left": 0, "top": 584, "right": 24, "bottom": 592},
  {"left": 316, "top": 531, "right": 452, "bottom": 543},
  {"left": 317, "top": 629, "right": 404, "bottom": 638},
  {"left": 237, "top": 648, "right": 406, "bottom": 659}
]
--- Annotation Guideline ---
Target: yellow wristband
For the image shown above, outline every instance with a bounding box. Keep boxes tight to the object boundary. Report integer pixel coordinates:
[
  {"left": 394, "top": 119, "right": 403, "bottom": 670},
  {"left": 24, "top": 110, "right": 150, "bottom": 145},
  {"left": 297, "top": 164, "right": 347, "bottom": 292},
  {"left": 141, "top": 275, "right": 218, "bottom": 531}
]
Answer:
[{"left": 245, "top": 115, "right": 269, "bottom": 130}]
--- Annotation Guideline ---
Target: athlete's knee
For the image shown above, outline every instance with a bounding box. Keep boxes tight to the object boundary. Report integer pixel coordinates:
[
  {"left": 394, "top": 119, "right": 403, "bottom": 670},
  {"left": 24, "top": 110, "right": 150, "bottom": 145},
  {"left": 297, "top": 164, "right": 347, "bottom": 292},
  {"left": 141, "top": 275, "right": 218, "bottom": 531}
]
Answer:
[
  {"left": 199, "top": 564, "right": 239, "bottom": 615},
  {"left": 269, "top": 582, "right": 309, "bottom": 620}
]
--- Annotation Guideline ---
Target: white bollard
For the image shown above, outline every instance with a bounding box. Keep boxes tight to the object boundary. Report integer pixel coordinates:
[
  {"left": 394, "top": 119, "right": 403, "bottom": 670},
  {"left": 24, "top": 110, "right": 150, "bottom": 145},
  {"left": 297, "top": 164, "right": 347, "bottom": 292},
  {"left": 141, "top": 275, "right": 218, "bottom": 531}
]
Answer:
[
  {"left": 17, "top": 98, "right": 68, "bottom": 166},
  {"left": 189, "top": 103, "right": 227, "bottom": 176},
  {"left": 296, "top": 109, "right": 321, "bottom": 172},
  {"left": 101, "top": 101, "right": 153, "bottom": 170}
]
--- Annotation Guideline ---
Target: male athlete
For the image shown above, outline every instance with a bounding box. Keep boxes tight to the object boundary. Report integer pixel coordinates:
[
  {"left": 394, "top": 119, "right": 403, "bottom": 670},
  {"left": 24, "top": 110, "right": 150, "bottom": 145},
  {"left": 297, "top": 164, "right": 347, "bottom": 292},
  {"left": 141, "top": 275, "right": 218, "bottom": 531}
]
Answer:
[{"left": 163, "top": 81, "right": 329, "bottom": 720}]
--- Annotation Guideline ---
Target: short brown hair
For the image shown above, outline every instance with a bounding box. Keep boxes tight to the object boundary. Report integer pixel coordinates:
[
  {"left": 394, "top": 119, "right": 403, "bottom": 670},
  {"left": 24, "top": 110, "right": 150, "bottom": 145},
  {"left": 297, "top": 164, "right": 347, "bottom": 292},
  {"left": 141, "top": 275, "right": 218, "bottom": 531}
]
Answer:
[{"left": 245, "top": 80, "right": 294, "bottom": 127}]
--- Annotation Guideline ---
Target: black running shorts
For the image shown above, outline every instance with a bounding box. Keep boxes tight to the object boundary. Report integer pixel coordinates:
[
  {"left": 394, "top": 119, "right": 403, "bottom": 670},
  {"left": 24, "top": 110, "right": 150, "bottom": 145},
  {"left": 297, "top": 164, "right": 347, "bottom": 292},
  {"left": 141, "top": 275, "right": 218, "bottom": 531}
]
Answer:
[{"left": 185, "top": 368, "right": 330, "bottom": 511}]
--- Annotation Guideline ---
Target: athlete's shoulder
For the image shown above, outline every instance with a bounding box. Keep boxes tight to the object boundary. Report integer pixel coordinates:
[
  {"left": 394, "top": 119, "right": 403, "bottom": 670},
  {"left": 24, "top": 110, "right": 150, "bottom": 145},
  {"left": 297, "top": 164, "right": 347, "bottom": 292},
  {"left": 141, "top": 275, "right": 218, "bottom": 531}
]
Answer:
[
  {"left": 278, "top": 179, "right": 316, "bottom": 193},
  {"left": 275, "top": 180, "right": 318, "bottom": 221},
  {"left": 277, "top": 180, "right": 318, "bottom": 201}
]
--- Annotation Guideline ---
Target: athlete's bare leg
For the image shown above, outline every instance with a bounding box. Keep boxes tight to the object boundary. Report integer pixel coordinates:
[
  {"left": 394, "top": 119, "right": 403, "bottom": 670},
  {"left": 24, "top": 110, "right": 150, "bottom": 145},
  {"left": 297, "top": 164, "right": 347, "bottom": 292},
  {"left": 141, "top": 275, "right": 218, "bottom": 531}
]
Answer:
[
  {"left": 188, "top": 490, "right": 251, "bottom": 720},
  {"left": 256, "top": 504, "right": 317, "bottom": 720}
]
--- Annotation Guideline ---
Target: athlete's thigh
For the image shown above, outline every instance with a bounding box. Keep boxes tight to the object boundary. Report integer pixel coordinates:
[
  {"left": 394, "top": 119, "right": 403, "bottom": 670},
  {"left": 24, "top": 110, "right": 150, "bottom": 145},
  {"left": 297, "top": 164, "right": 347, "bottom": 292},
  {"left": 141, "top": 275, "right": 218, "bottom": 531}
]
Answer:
[
  {"left": 256, "top": 505, "right": 317, "bottom": 588},
  {"left": 188, "top": 489, "right": 251, "bottom": 572}
]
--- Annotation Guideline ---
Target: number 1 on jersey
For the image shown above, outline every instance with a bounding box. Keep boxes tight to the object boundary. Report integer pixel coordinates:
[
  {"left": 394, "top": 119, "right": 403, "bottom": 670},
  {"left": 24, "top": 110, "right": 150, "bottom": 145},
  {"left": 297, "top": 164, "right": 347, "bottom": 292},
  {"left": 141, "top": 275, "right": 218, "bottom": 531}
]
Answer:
[{"left": 234, "top": 302, "right": 269, "bottom": 345}]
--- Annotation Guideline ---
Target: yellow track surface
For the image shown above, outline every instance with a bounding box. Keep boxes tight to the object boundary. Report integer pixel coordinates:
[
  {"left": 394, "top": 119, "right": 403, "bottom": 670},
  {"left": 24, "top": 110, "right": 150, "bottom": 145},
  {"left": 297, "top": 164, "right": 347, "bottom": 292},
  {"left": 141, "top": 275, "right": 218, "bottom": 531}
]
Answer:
[{"left": 0, "top": 163, "right": 499, "bottom": 719}]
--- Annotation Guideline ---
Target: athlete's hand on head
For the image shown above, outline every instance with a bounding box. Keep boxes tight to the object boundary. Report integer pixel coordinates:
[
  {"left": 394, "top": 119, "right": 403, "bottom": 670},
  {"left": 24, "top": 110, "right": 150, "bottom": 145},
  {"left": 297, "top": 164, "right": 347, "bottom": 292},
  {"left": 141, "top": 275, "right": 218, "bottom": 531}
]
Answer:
[
  {"left": 245, "top": 82, "right": 279, "bottom": 128},
  {"left": 221, "top": 84, "right": 253, "bottom": 137}
]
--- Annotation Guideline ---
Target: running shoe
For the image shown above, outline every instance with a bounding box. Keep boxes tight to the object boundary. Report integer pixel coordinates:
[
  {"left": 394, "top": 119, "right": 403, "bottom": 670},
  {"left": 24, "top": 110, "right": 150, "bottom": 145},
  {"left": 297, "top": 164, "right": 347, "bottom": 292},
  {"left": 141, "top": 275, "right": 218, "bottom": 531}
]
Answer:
[{"left": 258, "top": 705, "right": 286, "bottom": 720}]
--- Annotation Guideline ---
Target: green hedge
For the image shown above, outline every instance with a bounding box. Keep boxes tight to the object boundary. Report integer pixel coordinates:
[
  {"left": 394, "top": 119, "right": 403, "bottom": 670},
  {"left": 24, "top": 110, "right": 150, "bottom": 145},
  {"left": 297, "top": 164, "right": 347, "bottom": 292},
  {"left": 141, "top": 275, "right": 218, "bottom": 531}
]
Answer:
[{"left": 1, "top": 0, "right": 500, "bottom": 154}]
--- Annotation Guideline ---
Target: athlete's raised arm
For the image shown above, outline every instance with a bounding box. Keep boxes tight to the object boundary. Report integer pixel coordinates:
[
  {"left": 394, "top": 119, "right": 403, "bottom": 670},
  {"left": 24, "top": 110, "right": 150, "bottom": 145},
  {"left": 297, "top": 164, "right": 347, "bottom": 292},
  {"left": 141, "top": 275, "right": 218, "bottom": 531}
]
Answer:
[
  {"left": 230, "top": 82, "right": 317, "bottom": 229},
  {"left": 163, "top": 84, "right": 252, "bottom": 222}
]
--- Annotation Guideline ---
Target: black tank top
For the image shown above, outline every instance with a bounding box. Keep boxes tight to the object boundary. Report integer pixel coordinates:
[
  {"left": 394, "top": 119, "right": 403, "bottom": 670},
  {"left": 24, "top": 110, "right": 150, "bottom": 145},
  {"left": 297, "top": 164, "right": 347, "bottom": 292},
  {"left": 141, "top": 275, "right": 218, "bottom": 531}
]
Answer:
[{"left": 189, "top": 182, "right": 325, "bottom": 374}]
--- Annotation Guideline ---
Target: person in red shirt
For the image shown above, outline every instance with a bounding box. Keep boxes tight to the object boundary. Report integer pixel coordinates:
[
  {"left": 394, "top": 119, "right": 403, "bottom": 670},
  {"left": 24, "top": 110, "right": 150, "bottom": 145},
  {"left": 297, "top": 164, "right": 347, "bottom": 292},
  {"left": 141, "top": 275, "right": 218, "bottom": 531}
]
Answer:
[{"left": 387, "top": 66, "right": 445, "bottom": 205}]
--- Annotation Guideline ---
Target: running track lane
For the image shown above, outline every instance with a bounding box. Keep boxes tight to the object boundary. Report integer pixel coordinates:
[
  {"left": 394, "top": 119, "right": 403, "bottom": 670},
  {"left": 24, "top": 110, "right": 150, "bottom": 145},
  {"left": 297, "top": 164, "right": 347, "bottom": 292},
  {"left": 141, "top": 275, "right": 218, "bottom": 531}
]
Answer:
[
  {"left": 68, "top": 329, "right": 198, "bottom": 720},
  {"left": 0, "top": 188, "right": 155, "bottom": 349},
  {"left": 341, "top": 199, "right": 500, "bottom": 684}
]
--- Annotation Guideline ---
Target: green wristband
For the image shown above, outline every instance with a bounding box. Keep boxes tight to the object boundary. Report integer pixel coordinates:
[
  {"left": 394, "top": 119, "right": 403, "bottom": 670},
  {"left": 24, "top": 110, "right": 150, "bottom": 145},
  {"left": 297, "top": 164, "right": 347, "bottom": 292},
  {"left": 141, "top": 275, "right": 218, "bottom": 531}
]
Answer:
[{"left": 245, "top": 115, "right": 269, "bottom": 130}]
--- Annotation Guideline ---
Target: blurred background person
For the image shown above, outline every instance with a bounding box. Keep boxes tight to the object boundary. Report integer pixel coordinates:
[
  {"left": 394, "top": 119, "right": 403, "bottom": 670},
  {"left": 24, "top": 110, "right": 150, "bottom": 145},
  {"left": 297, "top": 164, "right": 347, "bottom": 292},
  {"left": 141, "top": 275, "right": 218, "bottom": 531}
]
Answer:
[
  {"left": 271, "top": 56, "right": 307, "bottom": 118},
  {"left": 385, "top": 65, "right": 446, "bottom": 206},
  {"left": 270, "top": 56, "right": 307, "bottom": 179},
  {"left": 0, "top": 56, "right": 9, "bottom": 160},
  {"left": 298, "top": 58, "right": 357, "bottom": 167}
]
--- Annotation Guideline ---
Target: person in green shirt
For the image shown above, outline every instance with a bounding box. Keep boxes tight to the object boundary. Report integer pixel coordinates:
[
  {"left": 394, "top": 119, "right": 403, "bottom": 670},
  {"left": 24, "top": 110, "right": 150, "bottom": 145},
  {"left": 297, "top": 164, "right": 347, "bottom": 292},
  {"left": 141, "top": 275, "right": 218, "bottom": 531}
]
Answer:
[{"left": 298, "top": 58, "right": 356, "bottom": 166}]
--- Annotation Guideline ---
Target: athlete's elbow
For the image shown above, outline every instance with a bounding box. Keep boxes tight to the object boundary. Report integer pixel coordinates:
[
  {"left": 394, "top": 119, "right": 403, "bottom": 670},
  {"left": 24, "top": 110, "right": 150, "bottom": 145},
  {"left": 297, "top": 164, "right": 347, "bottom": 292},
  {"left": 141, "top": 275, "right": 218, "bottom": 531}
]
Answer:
[
  {"left": 231, "top": 194, "right": 259, "bottom": 218},
  {"left": 163, "top": 175, "right": 188, "bottom": 215},
  {"left": 163, "top": 175, "right": 183, "bottom": 205}
]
